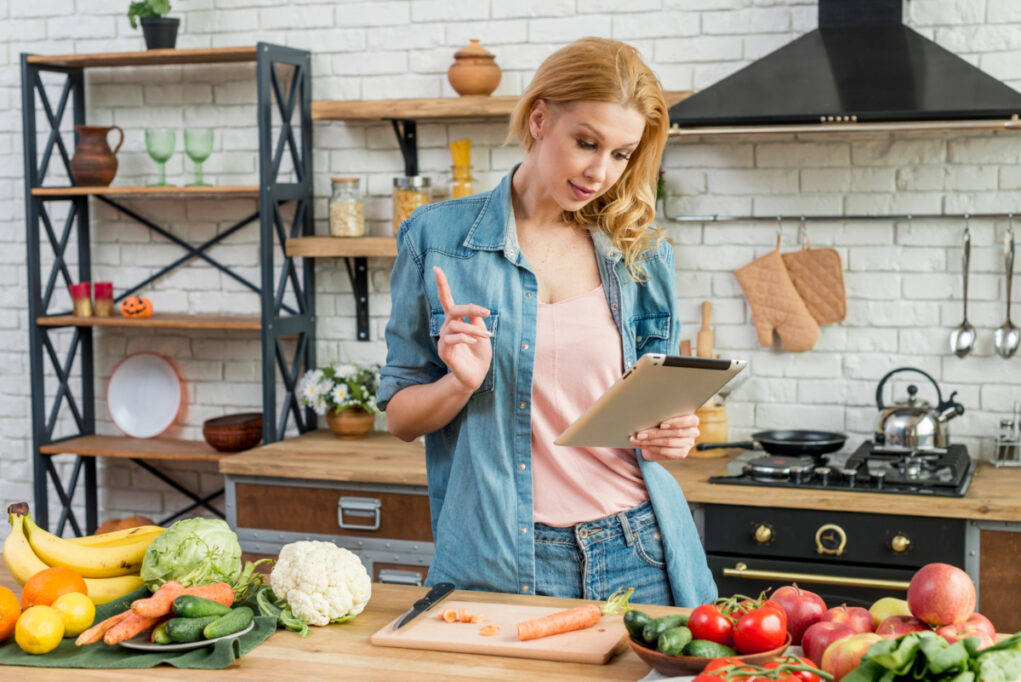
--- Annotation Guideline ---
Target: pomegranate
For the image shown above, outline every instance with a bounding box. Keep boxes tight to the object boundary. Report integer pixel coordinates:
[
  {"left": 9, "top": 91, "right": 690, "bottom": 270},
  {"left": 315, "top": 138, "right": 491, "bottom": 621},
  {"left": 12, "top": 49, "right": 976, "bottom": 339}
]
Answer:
[
  {"left": 768, "top": 584, "right": 827, "bottom": 645},
  {"left": 907, "top": 563, "right": 976, "bottom": 626}
]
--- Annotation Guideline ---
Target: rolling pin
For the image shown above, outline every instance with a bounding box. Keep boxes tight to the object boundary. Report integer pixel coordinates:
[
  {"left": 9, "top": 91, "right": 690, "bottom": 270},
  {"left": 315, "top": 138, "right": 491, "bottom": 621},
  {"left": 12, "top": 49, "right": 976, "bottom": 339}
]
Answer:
[{"left": 696, "top": 301, "right": 714, "bottom": 358}]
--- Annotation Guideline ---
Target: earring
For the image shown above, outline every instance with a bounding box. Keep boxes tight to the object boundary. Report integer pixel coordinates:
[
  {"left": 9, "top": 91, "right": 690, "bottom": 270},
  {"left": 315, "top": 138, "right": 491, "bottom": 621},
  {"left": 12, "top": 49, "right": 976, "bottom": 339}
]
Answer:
[{"left": 532, "top": 130, "right": 538, "bottom": 139}]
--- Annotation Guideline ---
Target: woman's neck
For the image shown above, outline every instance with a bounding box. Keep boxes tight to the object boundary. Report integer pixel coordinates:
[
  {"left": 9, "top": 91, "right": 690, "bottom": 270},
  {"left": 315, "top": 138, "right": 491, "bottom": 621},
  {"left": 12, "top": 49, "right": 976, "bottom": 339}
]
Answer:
[{"left": 511, "top": 158, "right": 566, "bottom": 227}]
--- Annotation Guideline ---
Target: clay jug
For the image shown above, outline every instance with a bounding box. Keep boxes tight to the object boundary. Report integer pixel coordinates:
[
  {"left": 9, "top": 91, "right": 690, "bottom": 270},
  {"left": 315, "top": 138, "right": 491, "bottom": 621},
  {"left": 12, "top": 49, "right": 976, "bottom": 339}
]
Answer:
[
  {"left": 447, "top": 40, "right": 502, "bottom": 97},
  {"left": 69, "top": 125, "right": 124, "bottom": 186}
]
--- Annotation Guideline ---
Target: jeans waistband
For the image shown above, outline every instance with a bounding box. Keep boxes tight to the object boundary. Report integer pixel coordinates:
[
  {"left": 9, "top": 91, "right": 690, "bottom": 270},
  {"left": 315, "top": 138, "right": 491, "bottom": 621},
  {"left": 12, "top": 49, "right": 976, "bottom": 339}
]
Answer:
[{"left": 534, "top": 499, "right": 656, "bottom": 546}]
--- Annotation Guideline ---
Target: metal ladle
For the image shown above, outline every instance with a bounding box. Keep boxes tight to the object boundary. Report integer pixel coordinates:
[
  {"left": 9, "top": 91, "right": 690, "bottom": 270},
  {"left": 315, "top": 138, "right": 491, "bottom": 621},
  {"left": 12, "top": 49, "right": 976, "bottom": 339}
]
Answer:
[
  {"left": 994, "top": 220, "right": 1019, "bottom": 358},
  {"left": 950, "top": 224, "right": 976, "bottom": 358}
]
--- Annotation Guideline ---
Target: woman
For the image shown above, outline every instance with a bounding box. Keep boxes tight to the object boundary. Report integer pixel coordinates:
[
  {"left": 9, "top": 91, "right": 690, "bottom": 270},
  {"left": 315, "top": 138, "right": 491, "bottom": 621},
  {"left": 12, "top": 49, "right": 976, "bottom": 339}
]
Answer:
[{"left": 378, "top": 37, "right": 716, "bottom": 607}]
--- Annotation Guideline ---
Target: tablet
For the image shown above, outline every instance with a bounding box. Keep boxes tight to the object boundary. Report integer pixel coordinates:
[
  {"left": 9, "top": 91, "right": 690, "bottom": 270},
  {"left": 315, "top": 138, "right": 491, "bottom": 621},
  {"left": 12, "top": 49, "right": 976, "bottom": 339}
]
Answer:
[{"left": 554, "top": 354, "right": 747, "bottom": 448}]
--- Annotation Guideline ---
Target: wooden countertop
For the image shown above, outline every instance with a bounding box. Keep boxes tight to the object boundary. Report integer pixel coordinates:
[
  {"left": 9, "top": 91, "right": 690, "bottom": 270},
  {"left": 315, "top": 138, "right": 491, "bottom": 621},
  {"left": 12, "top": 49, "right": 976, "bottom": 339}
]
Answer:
[
  {"left": 0, "top": 562, "right": 677, "bottom": 680},
  {"left": 221, "top": 431, "right": 1021, "bottom": 522}
]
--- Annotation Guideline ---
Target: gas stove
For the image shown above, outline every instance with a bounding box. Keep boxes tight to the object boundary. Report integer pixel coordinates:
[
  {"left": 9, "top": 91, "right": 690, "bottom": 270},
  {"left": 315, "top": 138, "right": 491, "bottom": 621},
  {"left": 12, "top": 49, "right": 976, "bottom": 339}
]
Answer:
[{"left": 708, "top": 441, "right": 976, "bottom": 497}]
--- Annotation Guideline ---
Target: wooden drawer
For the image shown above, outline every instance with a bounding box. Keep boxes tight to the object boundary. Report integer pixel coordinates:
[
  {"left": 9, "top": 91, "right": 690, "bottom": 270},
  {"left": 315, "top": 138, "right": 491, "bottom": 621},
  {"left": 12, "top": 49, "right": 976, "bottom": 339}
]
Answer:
[
  {"left": 979, "top": 529, "right": 1021, "bottom": 633},
  {"left": 234, "top": 482, "right": 432, "bottom": 542}
]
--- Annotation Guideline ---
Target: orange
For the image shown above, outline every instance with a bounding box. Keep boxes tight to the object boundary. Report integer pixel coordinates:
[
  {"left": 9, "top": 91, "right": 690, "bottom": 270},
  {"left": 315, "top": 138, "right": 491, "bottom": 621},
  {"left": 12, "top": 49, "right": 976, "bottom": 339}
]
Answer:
[
  {"left": 0, "top": 585, "right": 20, "bottom": 643},
  {"left": 21, "top": 567, "right": 88, "bottom": 610}
]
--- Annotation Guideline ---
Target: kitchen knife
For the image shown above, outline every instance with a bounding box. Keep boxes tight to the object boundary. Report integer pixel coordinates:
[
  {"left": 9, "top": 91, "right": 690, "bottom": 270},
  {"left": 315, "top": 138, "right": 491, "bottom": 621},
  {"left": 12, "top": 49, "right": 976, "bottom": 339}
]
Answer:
[{"left": 392, "top": 581, "right": 455, "bottom": 631}]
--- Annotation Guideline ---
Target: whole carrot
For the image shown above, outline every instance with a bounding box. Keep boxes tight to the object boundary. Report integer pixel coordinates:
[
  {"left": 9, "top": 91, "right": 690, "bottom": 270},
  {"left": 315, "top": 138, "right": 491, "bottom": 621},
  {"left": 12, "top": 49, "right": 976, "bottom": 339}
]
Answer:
[
  {"left": 517, "top": 604, "right": 602, "bottom": 641},
  {"left": 130, "top": 580, "right": 185, "bottom": 618},
  {"left": 104, "top": 612, "right": 160, "bottom": 645},
  {"left": 75, "top": 610, "right": 131, "bottom": 646}
]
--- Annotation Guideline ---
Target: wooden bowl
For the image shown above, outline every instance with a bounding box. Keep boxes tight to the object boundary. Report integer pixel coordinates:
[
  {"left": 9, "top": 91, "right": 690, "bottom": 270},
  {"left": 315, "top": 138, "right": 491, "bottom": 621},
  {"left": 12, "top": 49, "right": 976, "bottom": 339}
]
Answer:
[
  {"left": 628, "top": 634, "right": 792, "bottom": 677},
  {"left": 202, "top": 412, "right": 263, "bottom": 452}
]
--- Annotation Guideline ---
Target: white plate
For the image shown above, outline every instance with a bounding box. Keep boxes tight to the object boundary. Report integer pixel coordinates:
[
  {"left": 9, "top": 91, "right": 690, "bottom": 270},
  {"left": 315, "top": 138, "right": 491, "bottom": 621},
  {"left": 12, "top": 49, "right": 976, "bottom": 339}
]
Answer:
[
  {"left": 107, "top": 352, "right": 182, "bottom": 438},
  {"left": 118, "top": 621, "right": 254, "bottom": 652}
]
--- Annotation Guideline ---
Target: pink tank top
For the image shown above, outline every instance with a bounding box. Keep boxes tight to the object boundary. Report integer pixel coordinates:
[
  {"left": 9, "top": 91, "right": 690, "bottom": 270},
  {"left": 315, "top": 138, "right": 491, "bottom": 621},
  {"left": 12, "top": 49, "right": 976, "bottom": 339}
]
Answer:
[{"left": 531, "top": 285, "right": 649, "bottom": 526}]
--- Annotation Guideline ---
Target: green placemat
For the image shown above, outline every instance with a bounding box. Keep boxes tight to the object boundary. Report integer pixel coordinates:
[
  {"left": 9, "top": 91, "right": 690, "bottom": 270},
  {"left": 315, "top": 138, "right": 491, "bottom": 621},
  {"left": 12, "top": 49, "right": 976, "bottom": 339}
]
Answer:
[{"left": 0, "top": 587, "right": 277, "bottom": 669}]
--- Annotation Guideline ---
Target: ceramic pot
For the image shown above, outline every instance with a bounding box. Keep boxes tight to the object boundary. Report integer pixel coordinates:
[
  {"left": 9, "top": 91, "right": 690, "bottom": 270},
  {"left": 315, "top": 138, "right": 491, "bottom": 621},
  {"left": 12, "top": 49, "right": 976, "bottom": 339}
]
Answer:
[
  {"left": 69, "top": 125, "right": 124, "bottom": 187},
  {"left": 326, "top": 407, "right": 375, "bottom": 439},
  {"left": 140, "top": 16, "right": 180, "bottom": 50},
  {"left": 447, "top": 39, "right": 501, "bottom": 97}
]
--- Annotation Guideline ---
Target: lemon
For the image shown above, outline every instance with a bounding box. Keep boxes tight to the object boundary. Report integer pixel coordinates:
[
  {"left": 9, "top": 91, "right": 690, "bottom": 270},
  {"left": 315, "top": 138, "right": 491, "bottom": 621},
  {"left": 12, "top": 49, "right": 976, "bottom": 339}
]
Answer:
[
  {"left": 15, "top": 605, "right": 65, "bottom": 654},
  {"left": 51, "top": 592, "right": 95, "bottom": 638}
]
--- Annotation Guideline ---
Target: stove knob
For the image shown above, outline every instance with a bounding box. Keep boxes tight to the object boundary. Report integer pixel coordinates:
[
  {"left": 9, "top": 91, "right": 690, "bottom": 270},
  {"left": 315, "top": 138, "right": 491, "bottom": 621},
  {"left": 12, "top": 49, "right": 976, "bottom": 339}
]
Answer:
[
  {"left": 814, "top": 466, "right": 831, "bottom": 485},
  {"left": 790, "top": 465, "right": 806, "bottom": 484},
  {"left": 754, "top": 524, "right": 774, "bottom": 544},
  {"left": 872, "top": 470, "right": 886, "bottom": 490},
  {"left": 841, "top": 468, "right": 858, "bottom": 488},
  {"left": 891, "top": 534, "right": 912, "bottom": 554}
]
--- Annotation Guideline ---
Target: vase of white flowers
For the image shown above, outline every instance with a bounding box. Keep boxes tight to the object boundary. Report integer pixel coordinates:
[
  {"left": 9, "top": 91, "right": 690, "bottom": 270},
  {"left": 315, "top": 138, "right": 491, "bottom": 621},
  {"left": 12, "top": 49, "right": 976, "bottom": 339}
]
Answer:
[{"left": 298, "top": 362, "right": 381, "bottom": 439}]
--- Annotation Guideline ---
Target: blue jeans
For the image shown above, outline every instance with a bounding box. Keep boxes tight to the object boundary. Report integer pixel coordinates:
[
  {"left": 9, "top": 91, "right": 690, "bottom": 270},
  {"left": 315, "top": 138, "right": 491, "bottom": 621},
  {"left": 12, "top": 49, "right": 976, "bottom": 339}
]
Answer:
[{"left": 533, "top": 500, "right": 674, "bottom": 606}]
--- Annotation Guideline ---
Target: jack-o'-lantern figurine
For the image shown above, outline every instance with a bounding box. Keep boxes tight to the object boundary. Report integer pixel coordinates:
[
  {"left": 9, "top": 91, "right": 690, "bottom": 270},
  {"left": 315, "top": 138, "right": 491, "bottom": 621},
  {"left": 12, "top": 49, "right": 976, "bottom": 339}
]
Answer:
[{"left": 120, "top": 296, "right": 153, "bottom": 318}]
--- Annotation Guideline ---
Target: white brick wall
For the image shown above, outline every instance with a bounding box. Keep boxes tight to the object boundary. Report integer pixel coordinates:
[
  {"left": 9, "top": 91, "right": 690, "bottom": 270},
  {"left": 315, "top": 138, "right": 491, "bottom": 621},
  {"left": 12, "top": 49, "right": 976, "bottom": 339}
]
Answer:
[{"left": 1, "top": 1, "right": 1020, "bottom": 538}]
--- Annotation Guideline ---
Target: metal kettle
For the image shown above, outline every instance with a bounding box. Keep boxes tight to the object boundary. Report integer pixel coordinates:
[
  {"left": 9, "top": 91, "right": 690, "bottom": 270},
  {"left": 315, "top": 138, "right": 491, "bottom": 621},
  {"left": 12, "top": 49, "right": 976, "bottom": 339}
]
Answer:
[{"left": 875, "top": 367, "right": 965, "bottom": 449}]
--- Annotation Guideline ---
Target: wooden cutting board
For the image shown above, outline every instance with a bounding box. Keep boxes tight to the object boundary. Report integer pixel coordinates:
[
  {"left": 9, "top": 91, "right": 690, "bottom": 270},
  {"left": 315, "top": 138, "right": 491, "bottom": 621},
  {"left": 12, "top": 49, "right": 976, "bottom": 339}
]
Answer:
[{"left": 370, "top": 600, "right": 627, "bottom": 665}]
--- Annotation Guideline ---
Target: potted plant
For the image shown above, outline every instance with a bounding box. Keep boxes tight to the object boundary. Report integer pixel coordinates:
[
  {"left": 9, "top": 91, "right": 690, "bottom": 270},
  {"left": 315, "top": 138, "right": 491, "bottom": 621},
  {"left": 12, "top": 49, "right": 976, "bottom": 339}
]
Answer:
[
  {"left": 128, "top": 0, "right": 179, "bottom": 50},
  {"left": 298, "top": 362, "right": 382, "bottom": 439}
]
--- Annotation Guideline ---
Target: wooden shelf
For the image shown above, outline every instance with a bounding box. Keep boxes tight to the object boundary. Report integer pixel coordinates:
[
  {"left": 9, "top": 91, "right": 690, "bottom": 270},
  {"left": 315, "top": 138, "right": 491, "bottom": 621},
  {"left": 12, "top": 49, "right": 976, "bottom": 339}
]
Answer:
[
  {"left": 31, "top": 185, "right": 259, "bottom": 198},
  {"left": 219, "top": 429, "right": 426, "bottom": 485},
  {"left": 40, "top": 435, "right": 233, "bottom": 463},
  {"left": 37, "top": 313, "right": 262, "bottom": 330},
  {"left": 286, "top": 236, "right": 397, "bottom": 259},
  {"left": 312, "top": 91, "right": 692, "bottom": 122},
  {"left": 25, "top": 46, "right": 258, "bottom": 69}
]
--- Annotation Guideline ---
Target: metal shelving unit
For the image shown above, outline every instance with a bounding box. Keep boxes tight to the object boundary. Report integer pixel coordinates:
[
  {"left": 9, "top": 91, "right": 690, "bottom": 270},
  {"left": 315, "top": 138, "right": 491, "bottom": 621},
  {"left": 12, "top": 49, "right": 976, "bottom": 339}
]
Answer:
[{"left": 20, "top": 43, "right": 316, "bottom": 534}]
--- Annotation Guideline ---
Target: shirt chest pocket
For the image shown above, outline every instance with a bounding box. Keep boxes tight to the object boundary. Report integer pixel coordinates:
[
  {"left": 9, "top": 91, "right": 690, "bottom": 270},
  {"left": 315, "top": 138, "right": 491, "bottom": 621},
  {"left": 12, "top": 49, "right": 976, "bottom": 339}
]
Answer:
[
  {"left": 430, "top": 310, "right": 499, "bottom": 396},
  {"left": 631, "top": 313, "right": 671, "bottom": 355}
]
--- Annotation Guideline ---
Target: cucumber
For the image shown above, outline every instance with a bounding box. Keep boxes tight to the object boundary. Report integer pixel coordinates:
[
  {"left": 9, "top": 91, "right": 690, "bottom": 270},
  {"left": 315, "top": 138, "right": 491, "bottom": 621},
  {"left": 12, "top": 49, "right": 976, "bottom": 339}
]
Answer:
[
  {"left": 682, "top": 639, "right": 738, "bottom": 658},
  {"left": 642, "top": 614, "right": 689, "bottom": 646},
  {"left": 203, "top": 606, "right": 254, "bottom": 640},
  {"left": 623, "top": 609, "right": 652, "bottom": 641},
  {"left": 152, "top": 621, "right": 173, "bottom": 645},
  {"left": 172, "top": 594, "right": 233, "bottom": 619},
  {"left": 166, "top": 615, "right": 220, "bottom": 643},
  {"left": 656, "top": 625, "right": 693, "bottom": 655}
]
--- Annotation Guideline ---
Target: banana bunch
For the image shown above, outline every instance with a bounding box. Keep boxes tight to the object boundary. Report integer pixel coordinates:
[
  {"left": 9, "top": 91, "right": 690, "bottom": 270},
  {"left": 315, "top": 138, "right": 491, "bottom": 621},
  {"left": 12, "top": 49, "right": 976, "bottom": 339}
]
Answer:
[{"left": 3, "top": 503, "right": 162, "bottom": 605}]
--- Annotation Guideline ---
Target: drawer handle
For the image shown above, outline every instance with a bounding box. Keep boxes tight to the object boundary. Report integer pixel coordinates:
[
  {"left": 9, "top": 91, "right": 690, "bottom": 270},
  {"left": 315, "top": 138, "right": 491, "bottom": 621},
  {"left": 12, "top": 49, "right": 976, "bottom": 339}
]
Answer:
[
  {"left": 337, "top": 496, "right": 382, "bottom": 531},
  {"left": 723, "top": 564, "right": 910, "bottom": 591},
  {"left": 378, "top": 569, "right": 424, "bottom": 586}
]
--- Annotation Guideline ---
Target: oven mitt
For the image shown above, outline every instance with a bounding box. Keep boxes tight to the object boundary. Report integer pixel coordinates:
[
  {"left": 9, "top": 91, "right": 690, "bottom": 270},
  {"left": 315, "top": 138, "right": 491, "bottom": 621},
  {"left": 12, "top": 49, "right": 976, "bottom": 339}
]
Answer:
[
  {"left": 735, "top": 249, "right": 819, "bottom": 352},
  {"left": 782, "top": 242, "right": 847, "bottom": 325}
]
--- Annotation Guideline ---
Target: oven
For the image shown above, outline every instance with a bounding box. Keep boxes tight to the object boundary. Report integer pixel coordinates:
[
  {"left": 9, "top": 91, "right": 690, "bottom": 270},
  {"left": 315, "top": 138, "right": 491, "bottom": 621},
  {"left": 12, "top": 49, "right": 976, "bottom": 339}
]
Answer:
[{"left": 703, "top": 504, "right": 967, "bottom": 608}]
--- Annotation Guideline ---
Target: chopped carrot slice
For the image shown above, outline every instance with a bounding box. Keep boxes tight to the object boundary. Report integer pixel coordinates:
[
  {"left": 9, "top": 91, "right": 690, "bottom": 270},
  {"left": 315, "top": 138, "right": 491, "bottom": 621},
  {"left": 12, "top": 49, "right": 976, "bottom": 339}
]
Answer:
[
  {"left": 469, "top": 613, "right": 484, "bottom": 624},
  {"left": 457, "top": 608, "right": 471, "bottom": 623},
  {"left": 440, "top": 609, "right": 458, "bottom": 622},
  {"left": 479, "top": 624, "right": 500, "bottom": 636}
]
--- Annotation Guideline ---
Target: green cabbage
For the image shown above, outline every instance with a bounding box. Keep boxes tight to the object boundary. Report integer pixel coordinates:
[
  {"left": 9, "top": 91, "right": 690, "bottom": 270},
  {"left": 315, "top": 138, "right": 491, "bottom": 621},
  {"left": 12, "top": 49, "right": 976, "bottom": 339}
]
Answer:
[{"left": 140, "top": 517, "right": 242, "bottom": 592}]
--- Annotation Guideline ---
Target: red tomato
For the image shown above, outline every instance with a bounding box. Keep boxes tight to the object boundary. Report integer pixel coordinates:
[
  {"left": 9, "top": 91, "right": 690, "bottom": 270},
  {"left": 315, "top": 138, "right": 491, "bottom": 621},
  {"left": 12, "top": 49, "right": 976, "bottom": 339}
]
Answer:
[
  {"left": 689, "top": 604, "right": 735, "bottom": 647},
  {"left": 702, "top": 657, "right": 746, "bottom": 674},
  {"left": 764, "top": 656, "right": 822, "bottom": 682},
  {"left": 734, "top": 606, "right": 788, "bottom": 654}
]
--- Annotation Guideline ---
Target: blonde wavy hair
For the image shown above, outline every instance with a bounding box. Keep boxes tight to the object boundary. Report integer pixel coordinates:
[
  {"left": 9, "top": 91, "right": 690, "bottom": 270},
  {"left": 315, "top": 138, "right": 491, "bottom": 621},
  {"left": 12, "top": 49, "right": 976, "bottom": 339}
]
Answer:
[{"left": 509, "top": 37, "right": 669, "bottom": 279}]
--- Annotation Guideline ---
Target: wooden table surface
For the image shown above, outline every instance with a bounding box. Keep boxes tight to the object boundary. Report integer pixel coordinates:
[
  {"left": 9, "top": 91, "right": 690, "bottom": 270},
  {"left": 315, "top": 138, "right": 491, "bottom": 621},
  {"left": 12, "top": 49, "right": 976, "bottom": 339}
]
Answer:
[
  {"left": 221, "top": 431, "right": 1021, "bottom": 522},
  {"left": 0, "top": 562, "right": 680, "bottom": 680}
]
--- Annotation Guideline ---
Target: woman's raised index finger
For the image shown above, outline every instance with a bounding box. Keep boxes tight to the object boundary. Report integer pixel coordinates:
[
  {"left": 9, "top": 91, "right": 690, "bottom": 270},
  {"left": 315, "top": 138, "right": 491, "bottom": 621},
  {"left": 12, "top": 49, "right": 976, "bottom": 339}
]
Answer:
[{"left": 433, "top": 266, "right": 456, "bottom": 312}]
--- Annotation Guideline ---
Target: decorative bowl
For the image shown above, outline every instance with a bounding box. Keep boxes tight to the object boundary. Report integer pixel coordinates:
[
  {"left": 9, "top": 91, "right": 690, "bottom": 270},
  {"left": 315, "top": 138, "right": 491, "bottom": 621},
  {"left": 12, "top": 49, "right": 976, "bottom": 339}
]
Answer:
[
  {"left": 107, "top": 352, "right": 182, "bottom": 438},
  {"left": 202, "top": 412, "right": 263, "bottom": 452},
  {"left": 628, "top": 633, "right": 792, "bottom": 677}
]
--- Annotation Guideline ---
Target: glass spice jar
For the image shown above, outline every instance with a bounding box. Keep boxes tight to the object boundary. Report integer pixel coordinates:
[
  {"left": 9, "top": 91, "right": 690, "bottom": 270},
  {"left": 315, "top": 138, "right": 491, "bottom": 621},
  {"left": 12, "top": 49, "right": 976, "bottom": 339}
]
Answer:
[
  {"left": 450, "top": 164, "right": 474, "bottom": 199},
  {"left": 393, "top": 176, "right": 431, "bottom": 232},
  {"left": 329, "top": 177, "right": 366, "bottom": 238}
]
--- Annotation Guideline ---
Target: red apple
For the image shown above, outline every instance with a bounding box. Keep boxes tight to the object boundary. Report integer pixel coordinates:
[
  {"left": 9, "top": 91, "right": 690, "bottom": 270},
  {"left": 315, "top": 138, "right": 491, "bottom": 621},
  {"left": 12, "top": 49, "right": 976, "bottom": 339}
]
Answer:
[
  {"left": 821, "top": 632, "right": 884, "bottom": 682},
  {"left": 962, "top": 612, "right": 996, "bottom": 638},
  {"left": 802, "top": 621, "right": 856, "bottom": 665},
  {"left": 876, "top": 615, "right": 930, "bottom": 638},
  {"left": 768, "top": 584, "right": 828, "bottom": 645},
  {"left": 936, "top": 623, "right": 995, "bottom": 650},
  {"left": 821, "top": 604, "right": 875, "bottom": 633},
  {"left": 907, "top": 563, "right": 976, "bottom": 626}
]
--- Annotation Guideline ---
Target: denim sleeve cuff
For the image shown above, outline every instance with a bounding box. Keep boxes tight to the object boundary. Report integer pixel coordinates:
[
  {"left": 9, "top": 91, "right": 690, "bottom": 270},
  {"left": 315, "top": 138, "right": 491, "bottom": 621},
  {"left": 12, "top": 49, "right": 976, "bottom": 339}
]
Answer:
[{"left": 377, "top": 374, "right": 431, "bottom": 412}]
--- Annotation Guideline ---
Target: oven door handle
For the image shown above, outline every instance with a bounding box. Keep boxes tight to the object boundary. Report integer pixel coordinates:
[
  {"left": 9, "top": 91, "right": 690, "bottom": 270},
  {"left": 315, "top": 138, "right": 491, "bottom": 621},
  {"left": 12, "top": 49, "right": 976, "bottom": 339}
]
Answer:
[{"left": 723, "top": 563, "right": 910, "bottom": 591}]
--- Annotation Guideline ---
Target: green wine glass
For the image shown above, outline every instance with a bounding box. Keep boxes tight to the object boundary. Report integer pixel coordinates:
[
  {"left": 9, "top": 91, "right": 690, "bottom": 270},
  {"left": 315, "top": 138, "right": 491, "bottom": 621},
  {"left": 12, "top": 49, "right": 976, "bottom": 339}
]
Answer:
[
  {"left": 184, "top": 128, "right": 214, "bottom": 187},
  {"left": 144, "top": 128, "right": 176, "bottom": 187}
]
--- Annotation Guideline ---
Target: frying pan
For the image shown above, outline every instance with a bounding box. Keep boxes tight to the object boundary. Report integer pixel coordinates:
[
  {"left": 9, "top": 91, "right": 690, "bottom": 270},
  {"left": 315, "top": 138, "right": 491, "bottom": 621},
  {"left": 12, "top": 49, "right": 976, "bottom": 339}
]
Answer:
[{"left": 695, "top": 429, "right": 847, "bottom": 458}]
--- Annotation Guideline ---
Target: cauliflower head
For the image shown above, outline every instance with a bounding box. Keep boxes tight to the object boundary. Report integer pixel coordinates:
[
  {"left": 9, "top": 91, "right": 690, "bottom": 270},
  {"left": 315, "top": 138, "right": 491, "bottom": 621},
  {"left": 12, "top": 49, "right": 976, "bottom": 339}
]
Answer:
[{"left": 270, "top": 540, "right": 372, "bottom": 627}]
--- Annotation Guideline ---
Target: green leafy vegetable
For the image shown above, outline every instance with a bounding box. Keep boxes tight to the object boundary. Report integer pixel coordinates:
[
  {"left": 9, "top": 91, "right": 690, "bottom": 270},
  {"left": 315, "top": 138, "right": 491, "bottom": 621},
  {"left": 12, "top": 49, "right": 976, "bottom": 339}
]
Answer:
[
  {"left": 140, "top": 517, "right": 243, "bottom": 592},
  {"left": 842, "top": 630, "right": 1021, "bottom": 682},
  {"left": 254, "top": 586, "right": 310, "bottom": 638}
]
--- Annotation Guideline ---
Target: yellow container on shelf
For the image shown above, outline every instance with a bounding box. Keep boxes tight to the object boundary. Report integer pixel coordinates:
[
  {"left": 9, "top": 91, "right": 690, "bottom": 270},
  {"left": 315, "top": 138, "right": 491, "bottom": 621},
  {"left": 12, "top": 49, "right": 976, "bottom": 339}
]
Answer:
[
  {"left": 690, "top": 402, "right": 727, "bottom": 457},
  {"left": 393, "top": 176, "right": 431, "bottom": 231}
]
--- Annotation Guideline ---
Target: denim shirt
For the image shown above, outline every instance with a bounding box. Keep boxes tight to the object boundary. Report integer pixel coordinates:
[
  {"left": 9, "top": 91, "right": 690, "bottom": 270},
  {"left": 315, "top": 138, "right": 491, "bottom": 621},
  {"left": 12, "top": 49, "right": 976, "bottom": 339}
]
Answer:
[{"left": 378, "top": 168, "right": 718, "bottom": 607}]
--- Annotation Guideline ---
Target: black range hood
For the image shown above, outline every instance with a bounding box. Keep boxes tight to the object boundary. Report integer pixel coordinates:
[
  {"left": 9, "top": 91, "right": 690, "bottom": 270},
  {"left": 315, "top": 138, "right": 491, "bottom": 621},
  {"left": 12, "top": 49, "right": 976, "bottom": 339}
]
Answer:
[{"left": 669, "top": 0, "right": 1021, "bottom": 129}]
